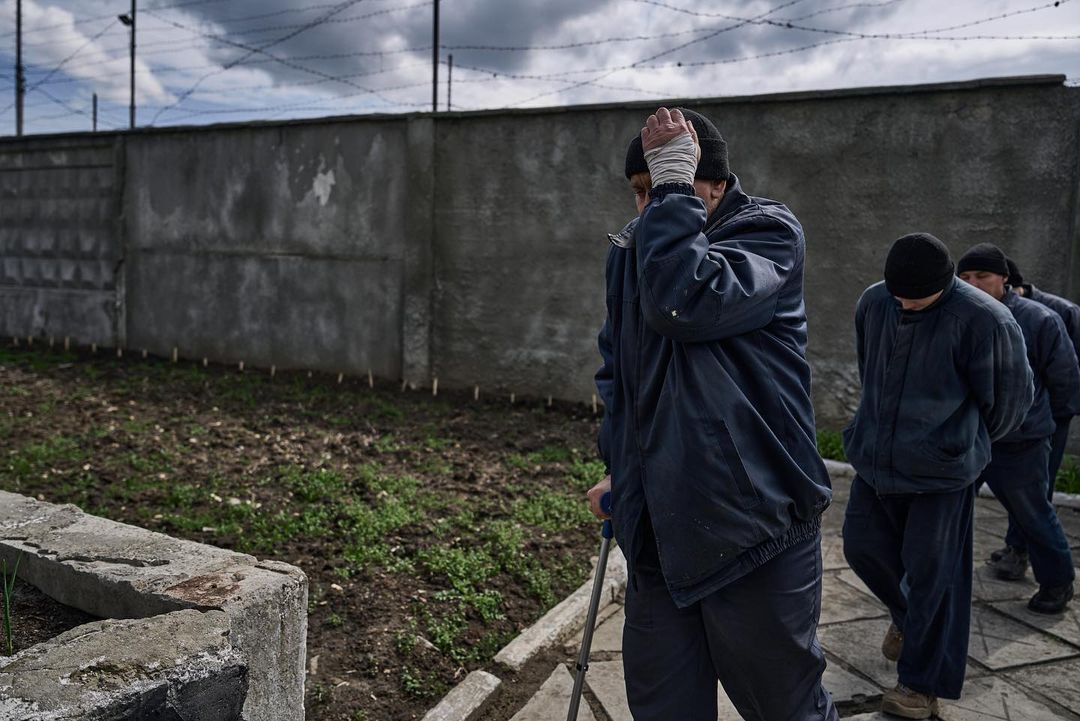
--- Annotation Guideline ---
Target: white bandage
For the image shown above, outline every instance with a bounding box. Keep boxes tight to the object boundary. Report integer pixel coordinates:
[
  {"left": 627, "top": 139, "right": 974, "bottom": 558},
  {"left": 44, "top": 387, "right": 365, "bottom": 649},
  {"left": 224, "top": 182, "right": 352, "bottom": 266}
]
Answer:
[{"left": 643, "top": 132, "right": 697, "bottom": 187}]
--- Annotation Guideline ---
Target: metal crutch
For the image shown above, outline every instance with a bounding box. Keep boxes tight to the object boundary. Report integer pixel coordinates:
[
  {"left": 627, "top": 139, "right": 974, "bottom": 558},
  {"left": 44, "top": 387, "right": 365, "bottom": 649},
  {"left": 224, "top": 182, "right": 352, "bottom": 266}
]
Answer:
[{"left": 567, "top": 491, "right": 613, "bottom": 721}]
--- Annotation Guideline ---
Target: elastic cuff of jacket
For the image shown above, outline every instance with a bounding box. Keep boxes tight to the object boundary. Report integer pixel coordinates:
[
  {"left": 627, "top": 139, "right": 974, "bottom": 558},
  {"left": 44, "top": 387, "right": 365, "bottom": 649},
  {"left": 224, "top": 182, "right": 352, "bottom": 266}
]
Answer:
[{"left": 648, "top": 182, "right": 695, "bottom": 200}]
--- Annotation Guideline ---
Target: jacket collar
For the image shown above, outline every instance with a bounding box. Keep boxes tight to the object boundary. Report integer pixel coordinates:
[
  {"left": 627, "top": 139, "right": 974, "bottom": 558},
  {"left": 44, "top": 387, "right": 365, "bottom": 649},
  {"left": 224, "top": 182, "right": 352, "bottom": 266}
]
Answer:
[
  {"left": 705, "top": 173, "right": 748, "bottom": 233},
  {"left": 897, "top": 275, "right": 958, "bottom": 320}
]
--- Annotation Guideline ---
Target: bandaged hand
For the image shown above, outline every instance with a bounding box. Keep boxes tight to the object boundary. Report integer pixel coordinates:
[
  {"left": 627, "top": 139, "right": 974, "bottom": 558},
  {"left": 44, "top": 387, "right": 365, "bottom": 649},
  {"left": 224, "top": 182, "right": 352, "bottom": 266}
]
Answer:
[{"left": 641, "top": 107, "right": 700, "bottom": 187}]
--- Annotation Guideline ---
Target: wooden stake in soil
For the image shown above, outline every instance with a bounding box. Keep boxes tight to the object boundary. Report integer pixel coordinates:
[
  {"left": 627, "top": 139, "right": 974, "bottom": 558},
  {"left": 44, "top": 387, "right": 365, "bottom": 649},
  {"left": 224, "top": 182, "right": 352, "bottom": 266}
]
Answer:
[
  {"left": 49, "top": 336, "right": 54, "bottom": 349},
  {"left": 547, "top": 395, "right": 553, "bottom": 408},
  {"left": 474, "top": 385, "right": 480, "bottom": 401},
  {"left": 11, "top": 337, "right": 17, "bottom": 347},
  {"left": 307, "top": 371, "right": 312, "bottom": 379},
  {"left": 368, "top": 369, "right": 374, "bottom": 388},
  {"left": 116, "top": 348, "right": 123, "bottom": 359},
  {"left": 592, "top": 394, "right": 598, "bottom": 415},
  {"left": 510, "top": 393, "right": 516, "bottom": 404},
  {"left": 337, "top": 373, "right": 343, "bottom": 384},
  {"left": 202, "top": 357, "right": 208, "bottom": 367},
  {"left": 432, "top": 378, "right": 438, "bottom": 396},
  {"left": 91, "top": 343, "right": 97, "bottom": 354},
  {"left": 64, "top": 337, "right": 70, "bottom": 351},
  {"left": 141, "top": 349, "right": 147, "bottom": 359},
  {"left": 270, "top": 365, "right": 276, "bottom": 378},
  {"left": 172, "top": 347, "right": 178, "bottom": 363},
  {"left": 239, "top": 361, "right": 245, "bottom": 372},
  {"left": 401, "top": 379, "right": 408, "bottom": 392},
  {"left": 26, "top": 336, "right": 32, "bottom": 347}
]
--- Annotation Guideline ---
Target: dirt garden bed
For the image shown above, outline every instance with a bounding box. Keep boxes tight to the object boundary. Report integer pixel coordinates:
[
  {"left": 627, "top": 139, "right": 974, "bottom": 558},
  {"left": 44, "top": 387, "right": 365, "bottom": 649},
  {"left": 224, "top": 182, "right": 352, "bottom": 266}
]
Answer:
[
  {"left": 0, "top": 577, "right": 98, "bottom": 657},
  {"left": 0, "top": 343, "right": 607, "bottom": 721}
]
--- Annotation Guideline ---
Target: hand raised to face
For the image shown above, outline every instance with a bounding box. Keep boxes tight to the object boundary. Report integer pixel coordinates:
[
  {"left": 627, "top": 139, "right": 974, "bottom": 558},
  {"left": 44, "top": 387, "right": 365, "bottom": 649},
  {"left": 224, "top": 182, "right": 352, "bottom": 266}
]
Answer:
[{"left": 641, "top": 107, "right": 700, "bottom": 161}]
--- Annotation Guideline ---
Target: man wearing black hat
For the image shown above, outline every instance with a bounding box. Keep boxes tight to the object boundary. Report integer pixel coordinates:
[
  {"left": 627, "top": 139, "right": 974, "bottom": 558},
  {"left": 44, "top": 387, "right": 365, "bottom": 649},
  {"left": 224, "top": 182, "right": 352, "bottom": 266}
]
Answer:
[
  {"left": 587, "top": 107, "right": 837, "bottom": 720},
  {"left": 957, "top": 244, "right": 1079, "bottom": 612},
  {"left": 843, "top": 234, "right": 1031, "bottom": 718}
]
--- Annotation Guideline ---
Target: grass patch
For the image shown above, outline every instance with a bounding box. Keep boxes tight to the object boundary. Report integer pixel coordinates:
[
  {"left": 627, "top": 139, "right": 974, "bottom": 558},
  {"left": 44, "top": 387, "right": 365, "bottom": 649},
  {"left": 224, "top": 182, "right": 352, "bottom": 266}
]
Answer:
[
  {"left": 816, "top": 429, "right": 846, "bottom": 462},
  {"left": 1056, "top": 455, "right": 1080, "bottom": 494},
  {"left": 512, "top": 489, "right": 593, "bottom": 534}
]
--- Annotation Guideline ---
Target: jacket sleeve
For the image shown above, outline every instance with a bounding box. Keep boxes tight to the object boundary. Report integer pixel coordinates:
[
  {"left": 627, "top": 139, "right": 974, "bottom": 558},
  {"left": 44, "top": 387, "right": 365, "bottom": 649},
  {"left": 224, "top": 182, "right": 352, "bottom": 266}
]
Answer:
[
  {"left": 1038, "top": 313, "right": 1080, "bottom": 418},
  {"left": 634, "top": 187, "right": 799, "bottom": 343},
  {"left": 854, "top": 291, "right": 868, "bottom": 385},
  {"left": 595, "top": 318, "right": 614, "bottom": 472},
  {"left": 966, "top": 318, "right": 1035, "bottom": 442}
]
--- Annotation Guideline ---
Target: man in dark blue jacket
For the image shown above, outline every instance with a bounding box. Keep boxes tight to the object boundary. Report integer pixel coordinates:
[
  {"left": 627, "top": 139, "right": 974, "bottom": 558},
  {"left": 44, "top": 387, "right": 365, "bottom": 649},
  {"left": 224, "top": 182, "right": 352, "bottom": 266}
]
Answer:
[
  {"left": 843, "top": 234, "right": 1031, "bottom": 719},
  {"left": 587, "top": 107, "right": 836, "bottom": 721},
  {"left": 1007, "top": 256, "right": 1080, "bottom": 484},
  {"left": 958, "top": 244, "right": 1079, "bottom": 612}
]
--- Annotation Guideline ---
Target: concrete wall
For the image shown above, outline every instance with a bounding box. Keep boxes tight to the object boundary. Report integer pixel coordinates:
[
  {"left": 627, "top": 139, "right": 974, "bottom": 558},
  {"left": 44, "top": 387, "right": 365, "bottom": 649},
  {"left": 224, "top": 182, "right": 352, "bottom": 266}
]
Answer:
[{"left": 1, "top": 75, "right": 1078, "bottom": 427}]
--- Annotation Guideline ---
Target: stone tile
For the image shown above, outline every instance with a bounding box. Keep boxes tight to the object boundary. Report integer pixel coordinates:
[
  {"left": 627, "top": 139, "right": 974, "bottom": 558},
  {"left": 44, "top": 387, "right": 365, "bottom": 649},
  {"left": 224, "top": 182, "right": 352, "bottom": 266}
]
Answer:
[
  {"left": 821, "top": 532, "right": 848, "bottom": 572},
  {"left": 821, "top": 659, "right": 881, "bottom": 702},
  {"left": 972, "top": 562, "right": 1039, "bottom": 602},
  {"left": 586, "top": 661, "right": 739, "bottom": 721},
  {"left": 842, "top": 715, "right": 890, "bottom": 720},
  {"left": 564, "top": 604, "right": 623, "bottom": 654},
  {"left": 818, "top": 617, "right": 982, "bottom": 689},
  {"left": 818, "top": 618, "right": 901, "bottom": 689},
  {"left": 975, "top": 499, "right": 1008, "bottom": 520},
  {"left": 1056, "top": 507, "right": 1080, "bottom": 541},
  {"left": 819, "top": 573, "right": 888, "bottom": 626},
  {"left": 972, "top": 529, "right": 1009, "bottom": 566},
  {"left": 509, "top": 665, "right": 594, "bottom": 721},
  {"left": 968, "top": 606, "right": 1079, "bottom": 670},
  {"left": 1007, "top": 657, "right": 1080, "bottom": 712},
  {"left": 989, "top": 594, "right": 1080, "bottom": 648},
  {"left": 937, "top": 674, "right": 1074, "bottom": 720},
  {"left": 834, "top": 569, "right": 881, "bottom": 606},
  {"left": 820, "top": 505, "right": 845, "bottom": 535},
  {"left": 974, "top": 514, "right": 1009, "bottom": 540}
]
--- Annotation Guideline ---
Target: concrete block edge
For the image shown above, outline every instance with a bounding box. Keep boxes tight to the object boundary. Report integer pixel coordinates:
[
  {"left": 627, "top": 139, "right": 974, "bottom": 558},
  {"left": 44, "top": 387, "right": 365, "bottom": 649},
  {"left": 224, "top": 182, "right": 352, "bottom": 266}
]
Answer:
[{"left": 420, "top": 670, "right": 502, "bottom": 721}]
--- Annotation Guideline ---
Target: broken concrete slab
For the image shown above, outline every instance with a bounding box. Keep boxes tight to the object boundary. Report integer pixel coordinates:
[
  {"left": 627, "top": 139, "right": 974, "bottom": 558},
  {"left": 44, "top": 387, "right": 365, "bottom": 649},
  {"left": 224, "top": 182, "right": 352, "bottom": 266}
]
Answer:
[
  {"left": 421, "top": 670, "right": 501, "bottom": 721},
  {"left": 967, "top": 606, "right": 1080, "bottom": 670},
  {"left": 0, "top": 609, "right": 246, "bottom": 720},
  {"left": 937, "top": 674, "right": 1075, "bottom": 720},
  {"left": 834, "top": 569, "right": 877, "bottom": 601},
  {"left": 509, "top": 665, "right": 594, "bottom": 721},
  {"left": 496, "top": 546, "right": 626, "bottom": 672},
  {"left": 0, "top": 490, "right": 307, "bottom": 721}
]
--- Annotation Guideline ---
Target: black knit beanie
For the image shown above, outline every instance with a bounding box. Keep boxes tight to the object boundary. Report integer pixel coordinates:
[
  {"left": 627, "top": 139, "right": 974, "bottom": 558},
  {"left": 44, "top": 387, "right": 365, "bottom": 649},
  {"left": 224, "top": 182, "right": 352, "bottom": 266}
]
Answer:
[
  {"left": 1006, "top": 257, "right": 1024, "bottom": 287},
  {"left": 957, "top": 243, "right": 1010, "bottom": 277},
  {"left": 884, "top": 233, "right": 955, "bottom": 300},
  {"left": 623, "top": 107, "right": 730, "bottom": 181}
]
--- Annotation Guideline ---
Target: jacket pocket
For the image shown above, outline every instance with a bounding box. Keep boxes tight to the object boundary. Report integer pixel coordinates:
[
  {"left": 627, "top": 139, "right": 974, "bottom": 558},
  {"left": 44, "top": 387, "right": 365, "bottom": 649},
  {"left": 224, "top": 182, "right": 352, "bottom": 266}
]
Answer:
[{"left": 713, "top": 420, "right": 763, "bottom": 509}]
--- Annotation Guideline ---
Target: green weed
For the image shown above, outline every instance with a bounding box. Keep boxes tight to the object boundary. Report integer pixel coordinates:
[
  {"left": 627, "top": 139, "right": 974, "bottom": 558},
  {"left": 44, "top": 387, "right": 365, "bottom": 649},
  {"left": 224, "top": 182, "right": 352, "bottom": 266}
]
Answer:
[{"left": 816, "top": 429, "right": 846, "bottom": 462}]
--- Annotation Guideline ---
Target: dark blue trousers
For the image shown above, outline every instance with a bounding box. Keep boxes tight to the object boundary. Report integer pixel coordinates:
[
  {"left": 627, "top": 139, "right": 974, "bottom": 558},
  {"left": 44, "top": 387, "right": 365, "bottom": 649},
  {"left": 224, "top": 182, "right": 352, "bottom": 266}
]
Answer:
[
  {"left": 1005, "top": 417, "right": 1072, "bottom": 550},
  {"left": 622, "top": 527, "right": 837, "bottom": 721},
  {"left": 984, "top": 438, "right": 1075, "bottom": 587},
  {"left": 842, "top": 476, "right": 973, "bottom": 699}
]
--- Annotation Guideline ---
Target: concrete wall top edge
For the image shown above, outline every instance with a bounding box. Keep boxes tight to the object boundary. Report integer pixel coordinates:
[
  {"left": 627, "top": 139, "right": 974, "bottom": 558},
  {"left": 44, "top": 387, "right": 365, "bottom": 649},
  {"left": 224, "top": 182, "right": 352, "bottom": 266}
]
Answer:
[{"left": 0, "top": 74, "right": 1067, "bottom": 145}]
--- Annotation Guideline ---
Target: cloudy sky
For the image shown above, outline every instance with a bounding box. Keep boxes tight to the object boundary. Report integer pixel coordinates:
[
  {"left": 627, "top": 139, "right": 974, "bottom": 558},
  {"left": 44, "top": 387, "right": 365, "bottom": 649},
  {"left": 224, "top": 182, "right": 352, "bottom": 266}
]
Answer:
[{"left": 0, "top": 0, "right": 1077, "bottom": 135}]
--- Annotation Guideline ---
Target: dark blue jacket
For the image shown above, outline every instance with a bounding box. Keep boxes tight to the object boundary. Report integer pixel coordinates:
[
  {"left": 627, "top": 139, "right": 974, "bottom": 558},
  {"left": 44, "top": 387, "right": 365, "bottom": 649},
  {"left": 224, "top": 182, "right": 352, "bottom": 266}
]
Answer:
[
  {"left": 999, "top": 290, "right": 1080, "bottom": 440},
  {"left": 1022, "top": 284, "right": 1080, "bottom": 373},
  {"left": 595, "top": 175, "right": 832, "bottom": 607},
  {"left": 843, "top": 278, "right": 1032, "bottom": 495}
]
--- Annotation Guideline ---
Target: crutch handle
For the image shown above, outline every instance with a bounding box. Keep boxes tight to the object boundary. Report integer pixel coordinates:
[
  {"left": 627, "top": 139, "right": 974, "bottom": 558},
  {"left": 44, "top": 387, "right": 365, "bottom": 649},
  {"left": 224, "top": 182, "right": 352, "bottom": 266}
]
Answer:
[{"left": 600, "top": 492, "right": 613, "bottom": 539}]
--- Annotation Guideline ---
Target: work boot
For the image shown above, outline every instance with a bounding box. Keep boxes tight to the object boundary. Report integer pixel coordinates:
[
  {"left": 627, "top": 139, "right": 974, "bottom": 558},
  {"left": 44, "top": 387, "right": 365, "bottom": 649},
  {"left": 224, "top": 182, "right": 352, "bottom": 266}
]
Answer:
[
  {"left": 881, "top": 623, "right": 903, "bottom": 662},
  {"left": 1028, "top": 583, "right": 1075, "bottom": 614},
  {"left": 991, "top": 546, "right": 1029, "bottom": 581},
  {"left": 989, "top": 545, "right": 1012, "bottom": 563},
  {"left": 881, "top": 684, "right": 938, "bottom": 719}
]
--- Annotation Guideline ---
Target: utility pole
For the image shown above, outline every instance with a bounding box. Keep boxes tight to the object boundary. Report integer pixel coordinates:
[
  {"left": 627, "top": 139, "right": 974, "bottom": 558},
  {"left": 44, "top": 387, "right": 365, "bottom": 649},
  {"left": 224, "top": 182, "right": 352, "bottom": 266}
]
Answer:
[
  {"left": 447, "top": 54, "right": 452, "bottom": 111},
  {"left": 118, "top": 0, "right": 135, "bottom": 128},
  {"left": 92, "top": 93, "right": 98, "bottom": 132},
  {"left": 431, "top": 0, "right": 439, "bottom": 112},
  {"left": 15, "top": 0, "right": 24, "bottom": 136}
]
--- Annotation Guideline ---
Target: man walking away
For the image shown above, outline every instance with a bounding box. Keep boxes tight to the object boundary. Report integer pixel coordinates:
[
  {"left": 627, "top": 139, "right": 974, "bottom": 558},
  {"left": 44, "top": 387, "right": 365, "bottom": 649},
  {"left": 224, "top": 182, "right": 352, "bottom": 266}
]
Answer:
[
  {"left": 843, "top": 234, "right": 1031, "bottom": 719},
  {"left": 958, "top": 244, "right": 1079, "bottom": 613}
]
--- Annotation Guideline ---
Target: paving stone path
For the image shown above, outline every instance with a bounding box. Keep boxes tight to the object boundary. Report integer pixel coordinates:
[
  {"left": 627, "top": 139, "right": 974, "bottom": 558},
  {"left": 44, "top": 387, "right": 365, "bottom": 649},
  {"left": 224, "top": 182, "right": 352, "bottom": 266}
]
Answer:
[{"left": 501, "top": 470, "right": 1080, "bottom": 720}]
